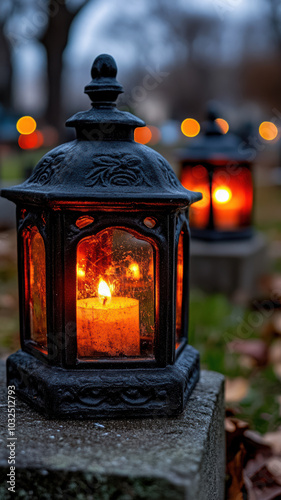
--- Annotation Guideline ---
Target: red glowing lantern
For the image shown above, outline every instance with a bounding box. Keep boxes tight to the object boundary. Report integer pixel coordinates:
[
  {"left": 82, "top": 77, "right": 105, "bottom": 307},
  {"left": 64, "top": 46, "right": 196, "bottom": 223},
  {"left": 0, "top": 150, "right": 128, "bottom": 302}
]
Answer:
[{"left": 179, "top": 108, "right": 254, "bottom": 240}]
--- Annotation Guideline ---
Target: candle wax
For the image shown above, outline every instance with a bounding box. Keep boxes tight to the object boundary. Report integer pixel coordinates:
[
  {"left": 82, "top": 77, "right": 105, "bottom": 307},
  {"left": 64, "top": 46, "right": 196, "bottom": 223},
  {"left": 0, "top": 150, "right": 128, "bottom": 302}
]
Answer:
[{"left": 77, "top": 297, "right": 140, "bottom": 357}]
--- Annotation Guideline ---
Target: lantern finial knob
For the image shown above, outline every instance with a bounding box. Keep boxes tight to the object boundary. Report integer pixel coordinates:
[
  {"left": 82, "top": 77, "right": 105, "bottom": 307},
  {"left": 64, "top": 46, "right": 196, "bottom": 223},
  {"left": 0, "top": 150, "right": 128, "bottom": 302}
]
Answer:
[
  {"left": 91, "top": 54, "right": 117, "bottom": 79},
  {"left": 84, "top": 53, "right": 124, "bottom": 104}
]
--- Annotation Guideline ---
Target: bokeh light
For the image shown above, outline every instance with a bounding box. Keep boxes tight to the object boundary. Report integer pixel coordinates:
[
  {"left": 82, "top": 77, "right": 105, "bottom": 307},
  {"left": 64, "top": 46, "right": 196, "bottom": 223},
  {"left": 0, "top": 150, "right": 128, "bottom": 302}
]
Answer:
[
  {"left": 134, "top": 126, "right": 152, "bottom": 144},
  {"left": 213, "top": 187, "right": 232, "bottom": 204},
  {"left": 215, "top": 118, "right": 229, "bottom": 134},
  {"left": 148, "top": 125, "right": 161, "bottom": 145},
  {"left": 16, "top": 116, "right": 37, "bottom": 135},
  {"left": 259, "top": 121, "right": 278, "bottom": 141},
  {"left": 18, "top": 131, "right": 44, "bottom": 150},
  {"left": 181, "top": 118, "right": 200, "bottom": 138}
]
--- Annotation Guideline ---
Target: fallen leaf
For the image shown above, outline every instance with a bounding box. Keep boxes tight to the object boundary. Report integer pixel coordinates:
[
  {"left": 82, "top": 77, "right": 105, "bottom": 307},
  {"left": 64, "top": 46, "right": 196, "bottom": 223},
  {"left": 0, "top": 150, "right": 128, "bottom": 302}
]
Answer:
[
  {"left": 226, "top": 445, "right": 246, "bottom": 500},
  {"left": 273, "top": 364, "right": 281, "bottom": 380},
  {"left": 263, "top": 430, "right": 281, "bottom": 456},
  {"left": 226, "top": 417, "right": 249, "bottom": 464},
  {"left": 228, "top": 340, "right": 268, "bottom": 366},
  {"left": 243, "top": 431, "right": 272, "bottom": 458},
  {"left": 269, "top": 341, "right": 281, "bottom": 365},
  {"left": 253, "top": 485, "right": 281, "bottom": 500},
  {"left": 225, "top": 418, "right": 237, "bottom": 433},
  {"left": 263, "top": 274, "right": 281, "bottom": 300},
  {"left": 272, "top": 313, "right": 281, "bottom": 336},
  {"left": 245, "top": 454, "right": 270, "bottom": 480},
  {"left": 243, "top": 474, "right": 257, "bottom": 500},
  {"left": 225, "top": 377, "right": 250, "bottom": 403},
  {"left": 238, "top": 354, "right": 257, "bottom": 370},
  {"left": 266, "top": 458, "right": 281, "bottom": 485}
]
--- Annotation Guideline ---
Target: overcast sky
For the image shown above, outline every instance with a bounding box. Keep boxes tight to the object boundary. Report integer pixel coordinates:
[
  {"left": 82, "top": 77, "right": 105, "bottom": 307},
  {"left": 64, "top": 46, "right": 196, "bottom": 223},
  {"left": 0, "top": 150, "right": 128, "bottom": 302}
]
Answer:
[
  {"left": 67, "top": 0, "right": 266, "bottom": 66},
  {"left": 13, "top": 0, "right": 267, "bottom": 113}
]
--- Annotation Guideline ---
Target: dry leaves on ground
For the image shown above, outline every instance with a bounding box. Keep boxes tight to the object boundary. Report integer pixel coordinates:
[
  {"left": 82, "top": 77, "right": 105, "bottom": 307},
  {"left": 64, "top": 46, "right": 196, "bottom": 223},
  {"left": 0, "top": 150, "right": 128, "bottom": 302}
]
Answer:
[
  {"left": 225, "top": 377, "right": 250, "bottom": 404},
  {"left": 226, "top": 415, "right": 281, "bottom": 500}
]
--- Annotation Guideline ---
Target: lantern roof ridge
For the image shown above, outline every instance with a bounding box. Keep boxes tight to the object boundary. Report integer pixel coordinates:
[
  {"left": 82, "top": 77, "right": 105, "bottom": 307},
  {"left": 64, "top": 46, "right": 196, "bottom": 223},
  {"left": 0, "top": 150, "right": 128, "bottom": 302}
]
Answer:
[{"left": 1, "top": 139, "right": 201, "bottom": 205}]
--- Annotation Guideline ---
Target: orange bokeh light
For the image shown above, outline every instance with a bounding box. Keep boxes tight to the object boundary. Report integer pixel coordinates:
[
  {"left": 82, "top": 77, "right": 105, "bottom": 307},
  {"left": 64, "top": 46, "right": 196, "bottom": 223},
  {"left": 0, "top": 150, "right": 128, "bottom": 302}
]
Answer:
[
  {"left": 148, "top": 125, "right": 161, "bottom": 145},
  {"left": 16, "top": 116, "right": 37, "bottom": 135},
  {"left": 134, "top": 126, "right": 152, "bottom": 144},
  {"left": 181, "top": 118, "right": 200, "bottom": 138},
  {"left": 215, "top": 118, "right": 229, "bottom": 134},
  {"left": 18, "top": 131, "right": 44, "bottom": 150},
  {"left": 259, "top": 121, "right": 278, "bottom": 141}
]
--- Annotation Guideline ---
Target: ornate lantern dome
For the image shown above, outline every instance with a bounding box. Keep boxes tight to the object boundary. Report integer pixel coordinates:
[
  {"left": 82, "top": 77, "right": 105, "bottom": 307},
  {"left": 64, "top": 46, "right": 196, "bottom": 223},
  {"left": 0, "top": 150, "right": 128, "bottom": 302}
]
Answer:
[
  {"left": 4, "top": 55, "right": 198, "bottom": 207},
  {"left": 2, "top": 54, "right": 201, "bottom": 419}
]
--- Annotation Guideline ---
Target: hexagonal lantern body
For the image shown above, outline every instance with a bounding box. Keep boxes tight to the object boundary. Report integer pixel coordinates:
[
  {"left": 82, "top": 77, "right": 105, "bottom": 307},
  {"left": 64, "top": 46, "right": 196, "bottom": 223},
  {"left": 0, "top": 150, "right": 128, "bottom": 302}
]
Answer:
[
  {"left": 2, "top": 55, "right": 201, "bottom": 419},
  {"left": 179, "top": 108, "right": 254, "bottom": 241}
]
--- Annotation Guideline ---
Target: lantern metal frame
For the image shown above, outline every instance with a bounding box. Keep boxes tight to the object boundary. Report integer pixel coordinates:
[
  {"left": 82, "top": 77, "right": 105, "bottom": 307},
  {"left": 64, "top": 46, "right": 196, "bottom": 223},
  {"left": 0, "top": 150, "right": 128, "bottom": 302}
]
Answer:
[{"left": 2, "top": 55, "right": 201, "bottom": 419}]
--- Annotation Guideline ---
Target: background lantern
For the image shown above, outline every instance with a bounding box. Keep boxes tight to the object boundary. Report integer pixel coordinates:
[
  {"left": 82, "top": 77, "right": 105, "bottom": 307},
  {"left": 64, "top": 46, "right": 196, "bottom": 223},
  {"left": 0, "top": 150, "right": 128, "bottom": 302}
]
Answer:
[
  {"left": 179, "top": 106, "right": 254, "bottom": 241},
  {"left": 1, "top": 54, "right": 201, "bottom": 419}
]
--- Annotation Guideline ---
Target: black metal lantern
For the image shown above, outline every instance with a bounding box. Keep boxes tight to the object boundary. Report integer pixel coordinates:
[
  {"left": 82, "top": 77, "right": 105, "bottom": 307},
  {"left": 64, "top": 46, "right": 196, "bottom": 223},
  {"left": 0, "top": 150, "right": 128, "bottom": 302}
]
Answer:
[
  {"left": 179, "top": 107, "right": 254, "bottom": 241},
  {"left": 2, "top": 54, "right": 201, "bottom": 419}
]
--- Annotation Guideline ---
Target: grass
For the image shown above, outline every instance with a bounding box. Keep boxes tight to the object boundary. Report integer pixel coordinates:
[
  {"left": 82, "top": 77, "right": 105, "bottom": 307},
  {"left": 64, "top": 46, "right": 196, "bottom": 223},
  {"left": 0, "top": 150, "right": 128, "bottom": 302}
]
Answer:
[
  {"left": 0, "top": 263, "right": 20, "bottom": 356},
  {"left": 0, "top": 149, "right": 50, "bottom": 183},
  {"left": 189, "top": 291, "right": 281, "bottom": 434}
]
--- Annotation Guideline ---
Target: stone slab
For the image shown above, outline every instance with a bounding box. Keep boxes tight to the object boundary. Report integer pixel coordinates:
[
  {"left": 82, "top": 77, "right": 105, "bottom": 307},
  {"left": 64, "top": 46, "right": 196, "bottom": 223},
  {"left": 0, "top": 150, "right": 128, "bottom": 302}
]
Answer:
[
  {"left": 190, "top": 231, "right": 268, "bottom": 297},
  {"left": 0, "top": 361, "right": 225, "bottom": 500}
]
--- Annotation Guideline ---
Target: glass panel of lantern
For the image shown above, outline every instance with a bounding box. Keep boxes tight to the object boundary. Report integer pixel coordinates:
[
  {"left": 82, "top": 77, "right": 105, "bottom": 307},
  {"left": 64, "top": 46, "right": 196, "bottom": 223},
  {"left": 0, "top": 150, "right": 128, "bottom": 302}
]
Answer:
[
  {"left": 23, "top": 226, "right": 48, "bottom": 352},
  {"left": 176, "top": 231, "right": 185, "bottom": 350},
  {"left": 76, "top": 228, "right": 155, "bottom": 360}
]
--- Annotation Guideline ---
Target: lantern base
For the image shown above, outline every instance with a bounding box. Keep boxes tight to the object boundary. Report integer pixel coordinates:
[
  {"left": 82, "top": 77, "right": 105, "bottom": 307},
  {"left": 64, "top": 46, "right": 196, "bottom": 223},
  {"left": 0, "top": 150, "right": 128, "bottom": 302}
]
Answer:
[
  {"left": 6, "top": 345, "right": 200, "bottom": 419},
  {"left": 191, "top": 227, "right": 253, "bottom": 241}
]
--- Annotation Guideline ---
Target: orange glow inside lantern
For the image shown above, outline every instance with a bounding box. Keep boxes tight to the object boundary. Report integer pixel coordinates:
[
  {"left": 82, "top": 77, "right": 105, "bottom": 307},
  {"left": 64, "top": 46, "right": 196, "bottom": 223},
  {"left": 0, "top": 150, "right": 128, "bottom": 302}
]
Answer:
[
  {"left": 76, "top": 228, "right": 155, "bottom": 359},
  {"left": 23, "top": 226, "right": 47, "bottom": 352},
  {"left": 176, "top": 232, "right": 184, "bottom": 349},
  {"left": 181, "top": 164, "right": 253, "bottom": 231},
  {"left": 181, "top": 165, "right": 210, "bottom": 228}
]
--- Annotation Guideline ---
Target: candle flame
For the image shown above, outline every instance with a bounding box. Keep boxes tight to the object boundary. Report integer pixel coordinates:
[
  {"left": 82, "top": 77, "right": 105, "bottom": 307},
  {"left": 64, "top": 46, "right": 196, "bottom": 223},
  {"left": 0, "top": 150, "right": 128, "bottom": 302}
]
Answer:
[
  {"left": 213, "top": 187, "right": 232, "bottom": 204},
  {"left": 98, "top": 279, "right": 111, "bottom": 299}
]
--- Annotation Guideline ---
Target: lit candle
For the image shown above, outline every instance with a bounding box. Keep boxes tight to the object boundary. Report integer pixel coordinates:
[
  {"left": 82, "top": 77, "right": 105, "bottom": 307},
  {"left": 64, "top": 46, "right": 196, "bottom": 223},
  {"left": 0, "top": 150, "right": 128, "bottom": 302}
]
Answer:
[
  {"left": 77, "top": 279, "right": 140, "bottom": 357},
  {"left": 212, "top": 186, "right": 242, "bottom": 229}
]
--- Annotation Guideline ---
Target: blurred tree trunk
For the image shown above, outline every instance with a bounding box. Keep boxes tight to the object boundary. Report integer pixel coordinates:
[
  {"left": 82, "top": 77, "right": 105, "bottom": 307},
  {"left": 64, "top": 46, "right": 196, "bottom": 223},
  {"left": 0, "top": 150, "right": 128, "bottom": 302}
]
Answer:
[
  {"left": 0, "top": 2, "right": 14, "bottom": 110},
  {"left": 0, "top": 25, "right": 13, "bottom": 108},
  {"left": 39, "top": 0, "right": 89, "bottom": 135},
  {"left": 268, "top": 0, "right": 281, "bottom": 53}
]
